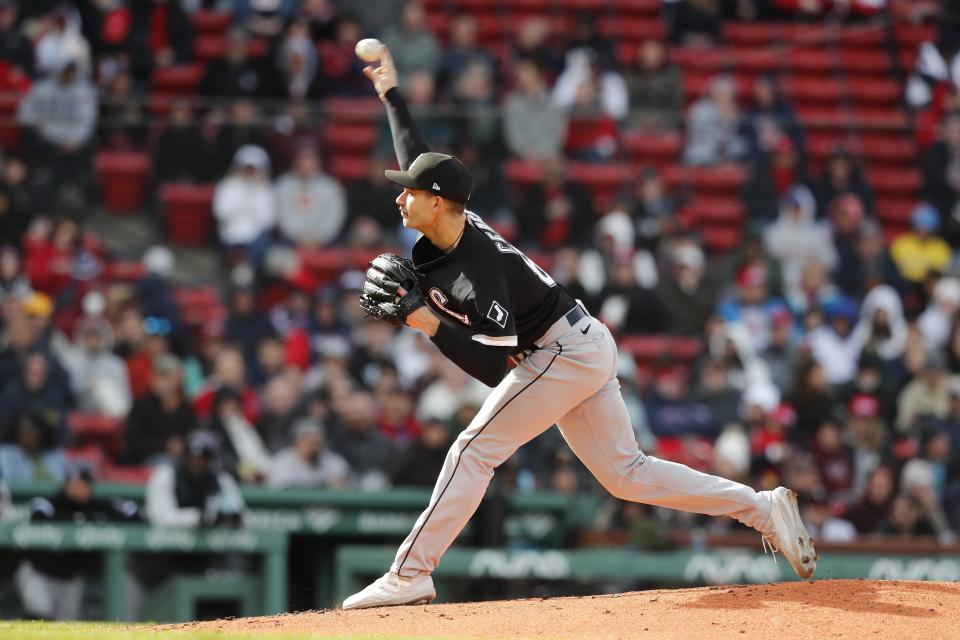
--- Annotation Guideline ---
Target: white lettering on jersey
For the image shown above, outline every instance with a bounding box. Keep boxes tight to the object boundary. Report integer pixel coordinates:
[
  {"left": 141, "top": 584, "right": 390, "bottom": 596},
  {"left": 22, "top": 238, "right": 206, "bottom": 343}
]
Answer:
[
  {"left": 466, "top": 211, "right": 556, "bottom": 287},
  {"left": 487, "top": 300, "right": 509, "bottom": 328},
  {"left": 429, "top": 287, "right": 471, "bottom": 326}
]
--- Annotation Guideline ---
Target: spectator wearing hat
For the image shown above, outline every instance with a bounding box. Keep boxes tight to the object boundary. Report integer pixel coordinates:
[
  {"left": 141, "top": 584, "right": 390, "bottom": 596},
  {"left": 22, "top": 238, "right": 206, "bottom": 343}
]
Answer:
[
  {"left": 122, "top": 355, "right": 196, "bottom": 466},
  {"left": 266, "top": 20, "right": 326, "bottom": 101},
  {"left": 807, "top": 297, "right": 860, "bottom": 386},
  {"left": 58, "top": 315, "right": 130, "bottom": 418},
  {"left": 843, "top": 464, "right": 896, "bottom": 534},
  {"left": 274, "top": 145, "right": 346, "bottom": 248},
  {"left": 657, "top": 243, "right": 715, "bottom": 336},
  {"left": 919, "top": 277, "right": 960, "bottom": 350},
  {"left": 891, "top": 204, "right": 951, "bottom": 285},
  {"left": 717, "top": 262, "right": 788, "bottom": 352},
  {"left": 213, "top": 144, "right": 276, "bottom": 265},
  {"left": 762, "top": 306, "right": 799, "bottom": 394},
  {"left": 845, "top": 393, "right": 888, "bottom": 497},
  {"left": 200, "top": 27, "right": 267, "bottom": 99},
  {"left": 145, "top": 430, "right": 245, "bottom": 528},
  {"left": 267, "top": 418, "right": 349, "bottom": 488},
  {"left": 16, "top": 463, "right": 139, "bottom": 621},
  {"left": 896, "top": 350, "right": 951, "bottom": 433},
  {"left": 816, "top": 146, "right": 875, "bottom": 219},
  {"left": 852, "top": 284, "right": 908, "bottom": 363}
]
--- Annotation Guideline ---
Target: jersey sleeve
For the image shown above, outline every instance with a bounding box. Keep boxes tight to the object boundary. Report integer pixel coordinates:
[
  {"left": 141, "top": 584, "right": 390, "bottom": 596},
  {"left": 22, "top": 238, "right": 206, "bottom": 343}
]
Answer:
[{"left": 468, "top": 277, "right": 518, "bottom": 348}]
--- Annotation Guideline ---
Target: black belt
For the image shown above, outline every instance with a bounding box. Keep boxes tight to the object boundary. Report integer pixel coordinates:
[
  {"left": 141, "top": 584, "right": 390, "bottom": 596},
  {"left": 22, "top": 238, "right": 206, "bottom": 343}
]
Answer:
[{"left": 563, "top": 303, "right": 587, "bottom": 327}]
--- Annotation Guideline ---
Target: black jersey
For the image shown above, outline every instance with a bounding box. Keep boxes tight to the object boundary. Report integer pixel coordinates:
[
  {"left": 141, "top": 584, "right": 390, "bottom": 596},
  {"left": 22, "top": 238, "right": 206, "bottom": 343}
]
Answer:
[{"left": 413, "top": 211, "right": 576, "bottom": 352}]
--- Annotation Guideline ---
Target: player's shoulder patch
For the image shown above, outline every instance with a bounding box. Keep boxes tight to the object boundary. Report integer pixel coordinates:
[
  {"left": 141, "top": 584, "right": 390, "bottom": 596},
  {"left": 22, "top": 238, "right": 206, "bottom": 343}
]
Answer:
[{"left": 487, "top": 300, "right": 509, "bottom": 328}]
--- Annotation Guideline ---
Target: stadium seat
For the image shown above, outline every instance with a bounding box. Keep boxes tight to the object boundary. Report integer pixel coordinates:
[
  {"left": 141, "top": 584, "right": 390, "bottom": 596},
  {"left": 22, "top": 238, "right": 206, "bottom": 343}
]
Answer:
[
  {"left": 159, "top": 183, "right": 216, "bottom": 246},
  {"left": 151, "top": 64, "right": 205, "bottom": 98},
  {"left": 0, "top": 92, "right": 20, "bottom": 150},
  {"left": 103, "top": 260, "right": 147, "bottom": 282},
  {"left": 322, "top": 123, "right": 378, "bottom": 153},
  {"left": 599, "top": 17, "right": 666, "bottom": 42},
  {"left": 683, "top": 197, "right": 745, "bottom": 227},
  {"left": 840, "top": 50, "right": 892, "bottom": 74},
  {"left": 893, "top": 24, "right": 937, "bottom": 48},
  {"left": 325, "top": 98, "right": 384, "bottom": 123},
  {"left": 867, "top": 167, "right": 922, "bottom": 195},
  {"left": 850, "top": 106, "right": 908, "bottom": 129},
  {"left": 612, "top": 0, "right": 661, "bottom": 16},
  {"left": 327, "top": 155, "right": 372, "bottom": 182},
  {"left": 782, "top": 23, "right": 835, "bottom": 46},
  {"left": 730, "top": 46, "right": 778, "bottom": 73},
  {"left": 621, "top": 130, "right": 682, "bottom": 165},
  {"left": 837, "top": 25, "right": 886, "bottom": 48},
  {"left": 194, "top": 35, "right": 267, "bottom": 62},
  {"left": 876, "top": 198, "right": 916, "bottom": 225},
  {"left": 782, "top": 76, "right": 845, "bottom": 104},
  {"left": 723, "top": 22, "right": 781, "bottom": 46},
  {"left": 860, "top": 134, "right": 916, "bottom": 164},
  {"left": 701, "top": 226, "right": 741, "bottom": 253},
  {"left": 102, "top": 464, "right": 152, "bottom": 484},
  {"left": 685, "top": 165, "right": 748, "bottom": 193},
  {"left": 95, "top": 151, "right": 151, "bottom": 214},
  {"left": 671, "top": 47, "right": 731, "bottom": 72},
  {"left": 189, "top": 10, "right": 232, "bottom": 35},
  {"left": 796, "top": 105, "right": 851, "bottom": 129},
  {"left": 785, "top": 49, "right": 836, "bottom": 74},
  {"left": 68, "top": 413, "right": 124, "bottom": 453},
  {"left": 847, "top": 78, "right": 901, "bottom": 105}
]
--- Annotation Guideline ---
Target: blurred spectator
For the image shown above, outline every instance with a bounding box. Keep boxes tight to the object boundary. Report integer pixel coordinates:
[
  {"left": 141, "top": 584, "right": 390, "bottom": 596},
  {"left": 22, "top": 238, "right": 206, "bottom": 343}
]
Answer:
[
  {"left": 449, "top": 61, "right": 500, "bottom": 155},
  {"left": 34, "top": 6, "right": 91, "bottom": 77},
  {"left": 844, "top": 394, "right": 887, "bottom": 494},
  {"left": 23, "top": 218, "right": 98, "bottom": 299},
  {"left": 214, "top": 100, "right": 273, "bottom": 177},
  {"left": 771, "top": 0, "right": 887, "bottom": 18},
  {"left": 17, "top": 61, "right": 97, "bottom": 206},
  {"left": 0, "top": 410, "right": 66, "bottom": 482},
  {"left": 890, "top": 204, "right": 951, "bottom": 285},
  {"left": 815, "top": 147, "right": 875, "bottom": 218},
  {"left": 808, "top": 298, "right": 860, "bottom": 386},
  {"left": 437, "top": 13, "right": 495, "bottom": 100},
  {"left": 798, "top": 492, "right": 856, "bottom": 542},
  {"left": 853, "top": 284, "right": 907, "bottom": 363},
  {"left": 213, "top": 145, "right": 276, "bottom": 262},
  {"left": 745, "top": 383, "right": 788, "bottom": 481},
  {"left": 127, "top": 0, "right": 194, "bottom": 81},
  {"left": 553, "top": 49, "right": 628, "bottom": 121},
  {"left": 274, "top": 145, "right": 346, "bottom": 248},
  {"left": 299, "top": 0, "right": 339, "bottom": 42},
  {"left": 393, "top": 417, "right": 452, "bottom": 487},
  {"left": 844, "top": 463, "right": 896, "bottom": 534},
  {"left": 922, "top": 111, "right": 960, "bottom": 244},
  {"left": 515, "top": 157, "right": 595, "bottom": 249},
  {"left": 0, "top": 352, "right": 69, "bottom": 448},
  {"left": 329, "top": 389, "right": 395, "bottom": 489},
  {"left": 896, "top": 351, "right": 950, "bottom": 433},
  {"left": 347, "top": 155, "right": 405, "bottom": 236},
  {"left": 152, "top": 100, "right": 209, "bottom": 185},
  {"left": 205, "top": 386, "right": 272, "bottom": 482},
  {"left": 267, "top": 20, "right": 325, "bottom": 101},
  {"left": 0, "top": 245, "right": 31, "bottom": 299},
  {"left": 695, "top": 357, "right": 741, "bottom": 434},
  {"left": 632, "top": 167, "right": 679, "bottom": 247},
  {"left": 504, "top": 59, "right": 567, "bottom": 161},
  {"left": 788, "top": 360, "right": 835, "bottom": 441},
  {"left": 200, "top": 27, "right": 266, "bottom": 99},
  {"left": 566, "top": 12, "right": 617, "bottom": 70},
  {"left": 646, "top": 366, "right": 712, "bottom": 438},
  {"left": 657, "top": 243, "right": 715, "bottom": 335},
  {"left": 376, "top": 385, "right": 420, "bottom": 446},
  {"left": 98, "top": 70, "right": 148, "bottom": 151},
  {"left": 763, "top": 308, "right": 799, "bottom": 394},
  {"left": 835, "top": 219, "right": 901, "bottom": 299},
  {"left": 145, "top": 430, "right": 245, "bottom": 528},
  {"left": 267, "top": 417, "right": 349, "bottom": 488},
  {"left": 376, "top": 70, "right": 454, "bottom": 153},
  {"left": 122, "top": 354, "right": 195, "bottom": 466},
  {"left": 669, "top": 0, "right": 723, "bottom": 47},
  {"left": 512, "top": 17, "right": 562, "bottom": 76},
  {"left": 58, "top": 315, "right": 130, "bottom": 418},
  {"left": 316, "top": 12, "right": 369, "bottom": 97},
  {"left": 683, "top": 75, "right": 746, "bottom": 166},
  {"left": 15, "top": 465, "right": 138, "bottom": 621},
  {"left": 919, "top": 277, "right": 960, "bottom": 350},
  {"left": 193, "top": 344, "right": 260, "bottom": 423},
  {"left": 112, "top": 303, "right": 154, "bottom": 398},
  {"left": 234, "top": 0, "right": 298, "bottom": 39},
  {"left": 716, "top": 264, "right": 786, "bottom": 353},
  {"left": 811, "top": 417, "right": 854, "bottom": 496},
  {"left": 0, "top": 0, "right": 32, "bottom": 77},
  {"left": 136, "top": 246, "right": 182, "bottom": 338},
  {"left": 741, "top": 75, "right": 804, "bottom": 163},
  {"left": 1, "top": 155, "right": 38, "bottom": 241},
  {"left": 381, "top": 1, "right": 439, "bottom": 82},
  {"left": 624, "top": 39, "right": 683, "bottom": 130},
  {"left": 881, "top": 492, "right": 938, "bottom": 537},
  {"left": 256, "top": 373, "right": 304, "bottom": 452},
  {"left": 742, "top": 133, "right": 804, "bottom": 222},
  {"left": 764, "top": 186, "right": 835, "bottom": 298}
]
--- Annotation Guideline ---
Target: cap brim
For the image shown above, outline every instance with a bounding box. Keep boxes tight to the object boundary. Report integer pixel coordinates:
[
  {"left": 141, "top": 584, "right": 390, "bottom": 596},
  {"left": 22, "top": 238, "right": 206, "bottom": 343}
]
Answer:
[{"left": 384, "top": 169, "right": 424, "bottom": 190}]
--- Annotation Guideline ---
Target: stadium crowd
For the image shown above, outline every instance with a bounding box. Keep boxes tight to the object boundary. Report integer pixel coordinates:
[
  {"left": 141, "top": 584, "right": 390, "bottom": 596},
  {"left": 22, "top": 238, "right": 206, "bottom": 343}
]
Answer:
[{"left": 1, "top": 0, "right": 960, "bottom": 565}]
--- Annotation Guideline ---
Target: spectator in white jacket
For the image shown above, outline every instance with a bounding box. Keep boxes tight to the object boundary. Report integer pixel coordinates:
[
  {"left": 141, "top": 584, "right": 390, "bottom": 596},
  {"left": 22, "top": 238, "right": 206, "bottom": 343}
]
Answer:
[
  {"left": 58, "top": 316, "right": 131, "bottom": 418},
  {"left": 918, "top": 277, "right": 960, "bottom": 351},
  {"left": 683, "top": 75, "right": 746, "bottom": 166},
  {"left": 764, "top": 185, "right": 837, "bottom": 298},
  {"left": 274, "top": 145, "right": 346, "bottom": 247},
  {"left": 213, "top": 145, "right": 276, "bottom": 262},
  {"left": 552, "top": 48, "right": 628, "bottom": 121}
]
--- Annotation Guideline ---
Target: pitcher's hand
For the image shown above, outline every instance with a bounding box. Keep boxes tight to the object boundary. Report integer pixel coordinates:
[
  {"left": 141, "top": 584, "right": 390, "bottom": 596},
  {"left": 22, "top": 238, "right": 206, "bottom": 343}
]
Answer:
[{"left": 362, "top": 46, "right": 398, "bottom": 102}]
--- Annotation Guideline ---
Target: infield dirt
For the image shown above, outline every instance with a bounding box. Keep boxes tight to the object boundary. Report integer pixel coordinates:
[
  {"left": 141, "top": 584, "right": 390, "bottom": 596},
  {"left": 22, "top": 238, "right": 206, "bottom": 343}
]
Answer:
[{"left": 163, "top": 579, "right": 960, "bottom": 639}]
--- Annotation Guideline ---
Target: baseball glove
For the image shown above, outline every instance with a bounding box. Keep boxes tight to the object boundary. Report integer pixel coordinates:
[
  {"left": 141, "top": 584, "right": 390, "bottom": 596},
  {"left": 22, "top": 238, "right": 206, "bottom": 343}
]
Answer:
[{"left": 360, "top": 253, "right": 426, "bottom": 326}]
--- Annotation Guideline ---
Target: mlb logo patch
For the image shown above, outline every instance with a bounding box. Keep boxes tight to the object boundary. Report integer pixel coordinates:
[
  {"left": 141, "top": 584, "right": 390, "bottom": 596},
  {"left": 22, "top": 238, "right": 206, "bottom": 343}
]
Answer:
[{"left": 487, "top": 300, "right": 508, "bottom": 328}]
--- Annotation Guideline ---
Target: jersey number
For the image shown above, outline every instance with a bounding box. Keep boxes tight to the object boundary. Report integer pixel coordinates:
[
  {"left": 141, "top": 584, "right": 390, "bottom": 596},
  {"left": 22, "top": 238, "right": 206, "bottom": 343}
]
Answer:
[{"left": 467, "top": 212, "right": 556, "bottom": 287}]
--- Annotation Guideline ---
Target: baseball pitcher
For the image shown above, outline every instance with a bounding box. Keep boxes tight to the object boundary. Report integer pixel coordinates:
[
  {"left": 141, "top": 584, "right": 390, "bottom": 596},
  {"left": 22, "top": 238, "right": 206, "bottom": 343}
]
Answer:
[{"left": 343, "top": 46, "right": 817, "bottom": 610}]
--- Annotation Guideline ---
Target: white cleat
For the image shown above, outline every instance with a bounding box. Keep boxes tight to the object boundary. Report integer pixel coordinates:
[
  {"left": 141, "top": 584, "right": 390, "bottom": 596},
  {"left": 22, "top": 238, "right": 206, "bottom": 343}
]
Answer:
[
  {"left": 760, "top": 486, "right": 818, "bottom": 579},
  {"left": 342, "top": 572, "right": 436, "bottom": 610}
]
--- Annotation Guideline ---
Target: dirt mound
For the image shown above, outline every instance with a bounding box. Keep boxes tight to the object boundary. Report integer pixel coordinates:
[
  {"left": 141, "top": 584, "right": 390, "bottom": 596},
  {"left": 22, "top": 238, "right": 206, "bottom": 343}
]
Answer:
[{"left": 164, "top": 579, "right": 960, "bottom": 639}]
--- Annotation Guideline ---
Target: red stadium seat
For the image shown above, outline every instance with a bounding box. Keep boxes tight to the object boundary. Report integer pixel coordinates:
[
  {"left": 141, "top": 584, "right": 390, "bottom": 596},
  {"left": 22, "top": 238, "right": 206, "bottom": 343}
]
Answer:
[
  {"left": 102, "top": 464, "right": 152, "bottom": 484},
  {"left": 622, "top": 130, "right": 682, "bottom": 165},
  {"left": 847, "top": 78, "right": 901, "bottom": 105},
  {"left": 598, "top": 17, "right": 667, "bottom": 42},
  {"left": 796, "top": 105, "right": 851, "bottom": 128},
  {"left": 684, "top": 197, "right": 746, "bottom": 227},
  {"left": 151, "top": 64, "right": 205, "bottom": 98},
  {"left": 840, "top": 49, "right": 892, "bottom": 74},
  {"left": 190, "top": 11, "right": 232, "bottom": 35},
  {"left": 860, "top": 134, "right": 916, "bottom": 164},
  {"left": 867, "top": 168, "right": 922, "bottom": 195},
  {"left": 68, "top": 414, "right": 124, "bottom": 453},
  {"left": 782, "top": 23, "right": 835, "bottom": 46},
  {"left": 805, "top": 131, "right": 860, "bottom": 162},
  {"left": 876, "top": 199, "right": 917, "bottom": 225},
  {"left": 837, "top": 25, "right": 886, "bottom": 49},
  {"left": 782, "top": 76, "right": 845, "bottom": 104},
  {"left": 95, "top": 151, "right": 151, "bottom": 214},
  {"left": 103, "top": 260, "right": 147, "bottom": 282},
  {"left": 893, "top": 24, "right": 937, "bottom": 48},
  {"left": 723, "top": 22, "right": 781, "bottom": 46},
  {"left": 194, "top": 35, "right": 267, "bottom": 62},
  {"left": 686, "top": 165, "right": 748, "bottom": 193},
  {"left": 325, "top": 98, "right": 384, "bottom": 123},
  {"left": 160, "top": 183, "right": 215, "bottom": 246},
  {"left": 612, "top": 0, "right": 661, "bottom": 16},
  {"left": 785, "top": 49, "right": 836, "bottom": 74},
  {"left": 327, "top": 154, "right": 371, "bottom": 182},
  {"left": 701, "top": 226, "right": 741, "bottom": 253},
  {"left": 322, "top": 123, "right": 378, "bottom": 152},
  {"left": 850, "top": 106, "right": 908, "bottom": 129},
  {"left": 730, "top": 46, "right": 778, "bottom": 74},
  {"left": 671, "top": 47, "right": 731, "bottom": 72},
  {"left": 0, "top": 92, "right": 21, "bottom": 150}
]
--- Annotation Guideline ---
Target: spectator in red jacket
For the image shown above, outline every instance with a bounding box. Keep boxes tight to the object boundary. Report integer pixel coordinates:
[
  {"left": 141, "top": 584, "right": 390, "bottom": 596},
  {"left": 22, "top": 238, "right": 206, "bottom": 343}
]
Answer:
[{"left": 193, "top": 344, "right": 260, "bottom": 424}]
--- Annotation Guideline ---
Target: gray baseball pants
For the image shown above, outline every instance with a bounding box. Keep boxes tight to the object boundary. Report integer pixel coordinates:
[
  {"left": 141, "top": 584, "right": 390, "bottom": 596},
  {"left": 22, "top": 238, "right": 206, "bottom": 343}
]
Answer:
[{"left": 391, "top": 310, "right": 772, "bottom": 578}]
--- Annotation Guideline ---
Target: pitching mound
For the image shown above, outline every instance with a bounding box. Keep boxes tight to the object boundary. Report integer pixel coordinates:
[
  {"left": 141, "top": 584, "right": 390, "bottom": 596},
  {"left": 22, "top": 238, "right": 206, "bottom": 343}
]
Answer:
[{"left": 165, "top": 579, "right": 960, "bottom": 639}]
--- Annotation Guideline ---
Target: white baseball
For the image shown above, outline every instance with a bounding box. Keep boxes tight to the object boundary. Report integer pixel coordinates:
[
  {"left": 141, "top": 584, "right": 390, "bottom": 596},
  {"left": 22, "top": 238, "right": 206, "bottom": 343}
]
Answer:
[{"left": 355, "top": 38, "right": 384, "bottom": 62}]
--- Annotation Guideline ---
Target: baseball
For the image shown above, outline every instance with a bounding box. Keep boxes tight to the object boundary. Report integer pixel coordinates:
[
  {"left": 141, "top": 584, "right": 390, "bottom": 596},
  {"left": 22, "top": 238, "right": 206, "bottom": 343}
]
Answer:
[{"left": 355, "top": 38, "right": 384, "bottom": 62}]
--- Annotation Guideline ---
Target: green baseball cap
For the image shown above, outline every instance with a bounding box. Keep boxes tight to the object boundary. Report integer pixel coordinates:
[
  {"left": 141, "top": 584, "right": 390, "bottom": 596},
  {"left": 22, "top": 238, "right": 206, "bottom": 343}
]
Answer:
[{"left": 384, "top": 152, "right": 474, "bottom": 204}]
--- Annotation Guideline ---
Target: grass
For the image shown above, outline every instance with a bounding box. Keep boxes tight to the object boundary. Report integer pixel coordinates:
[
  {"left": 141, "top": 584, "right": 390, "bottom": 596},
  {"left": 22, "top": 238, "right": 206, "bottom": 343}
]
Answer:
[{"left": 0, "top": 621, "right": 418, "bottom": 640}]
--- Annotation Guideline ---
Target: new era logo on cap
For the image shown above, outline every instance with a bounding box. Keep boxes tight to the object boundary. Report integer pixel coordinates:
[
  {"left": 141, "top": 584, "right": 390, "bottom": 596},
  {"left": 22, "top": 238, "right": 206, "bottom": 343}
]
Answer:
[{"left": 433, "top": 182, "right": 440, "bottom": 190}]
